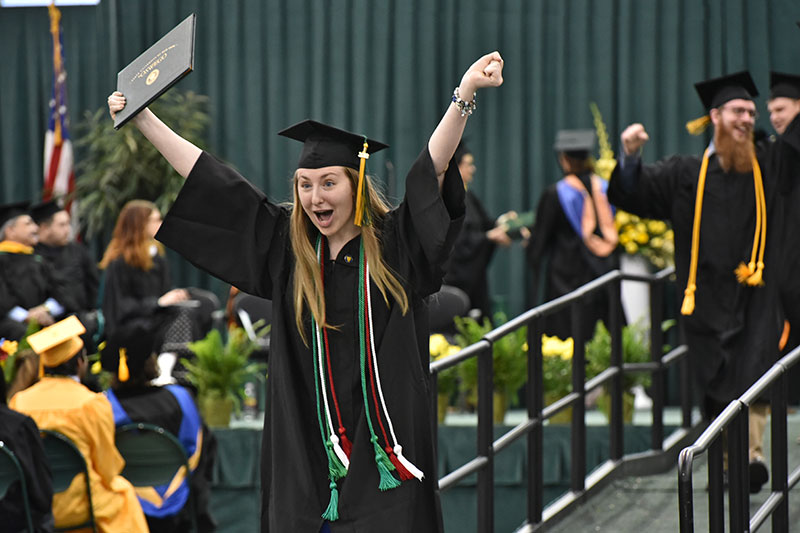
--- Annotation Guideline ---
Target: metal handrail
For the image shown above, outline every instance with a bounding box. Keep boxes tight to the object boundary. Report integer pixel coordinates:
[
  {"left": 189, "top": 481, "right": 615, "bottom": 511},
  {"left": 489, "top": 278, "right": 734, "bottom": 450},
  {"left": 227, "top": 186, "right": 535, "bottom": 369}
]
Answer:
[
  {"left": 678, "top": 345, "right": 800, "bottom": 532},
  {"left": 430, "top": 266, "right": 703, "bottom": 531}
]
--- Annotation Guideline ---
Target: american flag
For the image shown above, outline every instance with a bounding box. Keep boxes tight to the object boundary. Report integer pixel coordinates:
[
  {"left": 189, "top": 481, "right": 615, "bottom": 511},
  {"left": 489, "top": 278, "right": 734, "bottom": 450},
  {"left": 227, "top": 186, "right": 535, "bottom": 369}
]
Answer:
[{"left": 43, "top": 3, "right": 75, "bottom": 213}]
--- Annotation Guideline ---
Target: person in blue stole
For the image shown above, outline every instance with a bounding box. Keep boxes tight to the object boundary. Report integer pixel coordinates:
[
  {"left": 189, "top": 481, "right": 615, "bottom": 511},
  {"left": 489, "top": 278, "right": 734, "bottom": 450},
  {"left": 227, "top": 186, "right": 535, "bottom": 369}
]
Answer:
[
  {"left": 525, "top": 129, "right": 620, "bottom": 342},
  {"left": 101, "top": 319, "right": 217, "bottom": 532}
]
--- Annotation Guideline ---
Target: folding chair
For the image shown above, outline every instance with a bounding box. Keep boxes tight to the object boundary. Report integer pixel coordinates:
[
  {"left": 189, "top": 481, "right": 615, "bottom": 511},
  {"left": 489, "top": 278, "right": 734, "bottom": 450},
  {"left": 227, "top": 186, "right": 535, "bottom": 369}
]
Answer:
[
  {"left": 233, "top": 292, "right": 272, "bottom": 358},
  {"left": 0, "top": 440, "right": 34, "bottom": 533},
  {"left": 115, "top": 422, "right": 197, "bottom": 532},
  {"left": 40, "top": 429, "right": 97, "bottom": 532}
]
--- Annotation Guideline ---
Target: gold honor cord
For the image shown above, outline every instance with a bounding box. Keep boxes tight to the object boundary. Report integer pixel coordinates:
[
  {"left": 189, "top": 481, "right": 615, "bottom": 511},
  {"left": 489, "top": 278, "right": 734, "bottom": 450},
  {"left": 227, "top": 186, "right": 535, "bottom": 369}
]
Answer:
[
  {"left": 681, "top": 149, "right": 710, "bottom": 316},
  {"left": 734, "top": 155, "right": 766, "bottom": 286},
  {"left": 683, "top": 152, "right": 767, "bottom": 316}
]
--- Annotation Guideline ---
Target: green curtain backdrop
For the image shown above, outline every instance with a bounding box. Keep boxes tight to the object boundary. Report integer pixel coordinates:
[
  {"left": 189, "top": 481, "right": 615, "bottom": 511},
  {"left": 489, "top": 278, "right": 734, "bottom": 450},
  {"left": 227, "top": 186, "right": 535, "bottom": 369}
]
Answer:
[{"left": 1, "top": 0, "right": 799, "bottom": 314}]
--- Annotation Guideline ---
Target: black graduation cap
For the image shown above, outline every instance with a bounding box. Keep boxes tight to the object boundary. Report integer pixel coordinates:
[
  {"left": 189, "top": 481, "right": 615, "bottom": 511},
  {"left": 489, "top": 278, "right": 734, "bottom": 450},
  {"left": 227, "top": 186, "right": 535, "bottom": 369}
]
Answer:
[
  {"left": 770, "top": 71, "right": 800, "bottom": 100},
  {"left": 100, "top": 315, "right": 167, "bottom": 381},
  {"left": 30, "top": 199, "right": 63, "bottom": 225},
  {"left": 553, "top": 129, "right": 596, "bottom": 157},
  {"left": 278, "top": 119, "right": 388, "bottom": 170},
  {"left": 0, "top": 201, "right": 31, "bottom": 228},
  {"left": 694, "top": 71, "right": 759, "bottom": 111}
]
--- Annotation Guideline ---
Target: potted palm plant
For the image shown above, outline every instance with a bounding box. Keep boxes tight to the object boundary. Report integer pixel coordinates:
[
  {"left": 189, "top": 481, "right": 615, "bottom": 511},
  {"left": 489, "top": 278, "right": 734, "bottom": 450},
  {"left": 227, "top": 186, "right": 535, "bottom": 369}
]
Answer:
[{"left": 181, "top": 323, "right": 268, "bottom": 427}]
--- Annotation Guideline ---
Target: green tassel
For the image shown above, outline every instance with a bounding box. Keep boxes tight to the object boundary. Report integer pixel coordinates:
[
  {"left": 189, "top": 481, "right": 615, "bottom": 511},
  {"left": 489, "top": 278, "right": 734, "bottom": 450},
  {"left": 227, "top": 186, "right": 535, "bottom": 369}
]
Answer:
[
  {"left": 326, "top": 440, "right": 348, "bottom": 481},
  {"left": 372, "top": 438, "right": 395, "bottom": 471},
  {"left": 321, "top": 482, "right": 339, "bottom": 521},
  {"left": 376, "top": 455, "right": 401, "bottom": 491}
]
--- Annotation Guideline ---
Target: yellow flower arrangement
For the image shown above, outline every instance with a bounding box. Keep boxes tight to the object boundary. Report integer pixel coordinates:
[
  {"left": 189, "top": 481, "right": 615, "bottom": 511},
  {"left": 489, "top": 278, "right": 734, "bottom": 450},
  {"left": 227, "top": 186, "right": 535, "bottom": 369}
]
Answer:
[
  {"left": 590, "top": 102, "right": 674, "bottom": 269},
  {"left": 1, "top": 337, "right": 20, "bottom": 386},
  {"left": 429, "top": 334, "right": 461, "bottom": 397},
  {"left": 615, "top": 210, "right": 675, "bottom": 269},
  {"left": 541, "top": 334, "right": 573, "bottom": 400}
]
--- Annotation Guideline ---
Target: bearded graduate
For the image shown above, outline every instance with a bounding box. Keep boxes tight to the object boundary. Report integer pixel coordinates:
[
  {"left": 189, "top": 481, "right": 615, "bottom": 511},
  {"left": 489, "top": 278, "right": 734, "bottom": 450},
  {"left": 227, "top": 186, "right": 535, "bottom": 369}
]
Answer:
[
  {"left": 608, "top": 71, "right": 800, "bottom": 494},
  {"left": 108, "top": 51, "right": 504, "bottom": 532}
]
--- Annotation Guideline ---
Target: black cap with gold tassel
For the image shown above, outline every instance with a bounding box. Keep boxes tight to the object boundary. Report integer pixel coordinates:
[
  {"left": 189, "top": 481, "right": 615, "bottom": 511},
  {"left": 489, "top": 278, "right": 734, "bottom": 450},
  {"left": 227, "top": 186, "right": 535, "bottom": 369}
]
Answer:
[{"left": 686, "top": 71, "right": 758, "bottom": 136}]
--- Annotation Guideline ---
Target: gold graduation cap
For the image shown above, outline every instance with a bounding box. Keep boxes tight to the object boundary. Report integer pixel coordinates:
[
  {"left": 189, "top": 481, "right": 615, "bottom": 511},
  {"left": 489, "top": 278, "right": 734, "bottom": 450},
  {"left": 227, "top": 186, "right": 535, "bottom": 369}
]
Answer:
[{"left": 27, "top": 315, "right": 85, "bottom": 369}]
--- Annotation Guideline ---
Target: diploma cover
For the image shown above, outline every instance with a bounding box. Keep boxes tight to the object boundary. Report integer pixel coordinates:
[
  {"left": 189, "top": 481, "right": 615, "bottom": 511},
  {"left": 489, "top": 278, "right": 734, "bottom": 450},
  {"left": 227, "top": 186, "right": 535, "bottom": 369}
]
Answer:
[{"left": 114, "top": 13, "right": 196, "bottom": 129}]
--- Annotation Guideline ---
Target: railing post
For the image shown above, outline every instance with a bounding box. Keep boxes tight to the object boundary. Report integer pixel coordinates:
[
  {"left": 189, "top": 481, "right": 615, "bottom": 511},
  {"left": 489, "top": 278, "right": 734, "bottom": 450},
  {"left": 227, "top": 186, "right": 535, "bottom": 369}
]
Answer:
[
  {"left": 431, "top": 370, "right": 439, "bottom": 455},
  {"left": 770, "top": 371, "right": 789, "bottom": 531},
  {"left": 707, "top": 437, "right": 725, "bottom": 533},
  {"left": 527, "top": 316, "right": 543, "bottom": 526},
  {"left": 477, "top": 341, "right": 494, "bottom": 532},
  {"left": 678, "top": 321, "right": 692, "bottom": 428},
  {"left": 649, "top": 274, "right": 665, "bottom": 451},
  {"left": 608, "top": 276, "right": 623, "bottom": 461},
  {"left": 570, "top": 301, "right": 586, "bottom": 492},
  {"left": 678, "top": 448, "right": 695, "bottom": 533},
  {"left": 728, "top": 408, "right": 749, "bottom": 532}
]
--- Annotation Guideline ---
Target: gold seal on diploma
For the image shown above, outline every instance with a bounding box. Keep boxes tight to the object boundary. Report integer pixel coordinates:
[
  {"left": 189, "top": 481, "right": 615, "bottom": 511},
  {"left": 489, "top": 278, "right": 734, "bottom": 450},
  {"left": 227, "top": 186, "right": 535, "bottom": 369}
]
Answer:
[
  {"left": 146, "top": 69, "right": 160, "bottom": 85},
  {"left": 113, "top": 13, "right": 196, "bottom": 129}
]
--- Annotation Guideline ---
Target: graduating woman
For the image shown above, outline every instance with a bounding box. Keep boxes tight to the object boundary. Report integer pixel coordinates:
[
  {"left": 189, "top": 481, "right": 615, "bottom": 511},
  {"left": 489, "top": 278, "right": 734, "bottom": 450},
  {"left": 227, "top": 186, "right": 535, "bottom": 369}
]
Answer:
[{"left": 108, "top": 51, "right": 504, "bottom": 532}]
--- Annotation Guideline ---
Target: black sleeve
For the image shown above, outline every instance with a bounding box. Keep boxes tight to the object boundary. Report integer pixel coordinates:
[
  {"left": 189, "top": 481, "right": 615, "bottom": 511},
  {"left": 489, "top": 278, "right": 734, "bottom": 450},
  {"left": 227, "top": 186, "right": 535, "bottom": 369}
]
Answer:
[
  {"left": 80, "top": 245, "right": 100, "bottom": 310},
  {"left": 156, "top": 152, "right": 289, "bottom": 297},
  {"left": 607, "top": 155, "right": 684, "bottom": 220},
  {"left": 526, "top": 186, "right": 560, "bottom": 271},
  {"left": 395, "top": 147, "right": 466, "bottom": 296}
]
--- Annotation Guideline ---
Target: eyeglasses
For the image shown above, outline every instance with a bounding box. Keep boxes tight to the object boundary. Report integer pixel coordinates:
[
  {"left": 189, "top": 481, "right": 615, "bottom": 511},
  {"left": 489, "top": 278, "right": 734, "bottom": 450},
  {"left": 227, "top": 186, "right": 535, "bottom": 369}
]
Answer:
[{"left": 720, "top": 105, "right": 759, "bottom": 120}]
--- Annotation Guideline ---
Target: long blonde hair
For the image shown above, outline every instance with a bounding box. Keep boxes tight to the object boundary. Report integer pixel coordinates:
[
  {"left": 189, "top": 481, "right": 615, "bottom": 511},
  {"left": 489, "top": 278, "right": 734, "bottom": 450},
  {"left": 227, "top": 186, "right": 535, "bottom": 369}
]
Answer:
[
  {"left": 290, "top": 167, "right": 408, "bottom": 341},
  {"left": 100, "top": 200, "right": 164, "bottom": 271}
]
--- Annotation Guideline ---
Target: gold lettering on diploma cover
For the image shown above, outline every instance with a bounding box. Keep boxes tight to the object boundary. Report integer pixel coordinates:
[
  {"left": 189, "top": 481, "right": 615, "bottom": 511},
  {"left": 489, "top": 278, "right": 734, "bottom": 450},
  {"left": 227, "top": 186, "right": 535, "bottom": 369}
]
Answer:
[
  {"left": 131, "top": 44, "right": 177, "bottom": 83},
  {"left": 146, "top": 69, "right": 160, "bottom": 85}
]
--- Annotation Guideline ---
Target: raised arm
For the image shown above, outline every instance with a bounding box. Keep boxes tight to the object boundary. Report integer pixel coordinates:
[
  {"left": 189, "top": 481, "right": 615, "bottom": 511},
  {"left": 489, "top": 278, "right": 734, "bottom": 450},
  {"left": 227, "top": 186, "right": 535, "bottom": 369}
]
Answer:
[
  {"left": 107, "top": 92, "right": 201, "bottom": 178},
  {"left": 428, "top": 51, "right": 504, "bottom": 188}
]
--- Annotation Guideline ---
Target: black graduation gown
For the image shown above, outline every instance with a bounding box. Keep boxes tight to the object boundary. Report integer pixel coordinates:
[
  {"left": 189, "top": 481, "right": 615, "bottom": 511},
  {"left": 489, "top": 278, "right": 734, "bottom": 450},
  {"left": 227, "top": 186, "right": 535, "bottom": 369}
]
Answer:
[
  {"left": 443, "top": 189, "right": 496, "bottom": 320},
  {"left": 526, "top": 175, "right": 618, "bottom": 341},
  {"left": 0, "top": 404, "right": 55, "bottom": 533},
  {"left": 607, "top": 128, "right": 800, "bottom": 407},
  {"left": 0, "top": 250, "right": 76, "bottom": 340},
  {"left": 101, "top": 255, "right": 171, "bottom": 337},
  {"left": 35, "top": 242, "right": 100, "bottom": 312},
  {"left": 156, "top": 149, "right": 465, "bottom": 533}
]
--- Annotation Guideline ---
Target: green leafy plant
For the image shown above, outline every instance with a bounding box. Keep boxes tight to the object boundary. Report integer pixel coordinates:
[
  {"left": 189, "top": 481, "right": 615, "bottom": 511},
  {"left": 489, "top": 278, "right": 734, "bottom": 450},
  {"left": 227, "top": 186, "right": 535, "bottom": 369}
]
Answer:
[
  {"left": 584, "top": 319, "right": 673, "bottom": 391},
  {"left": 74, "top": 90, "right": 210, "bottom": 239},
  {"left": 454, "top": 312, "right": 528, "bottom": 406},
  {"left": 181, "top": 323, "right": 269, "bottom": 414}
]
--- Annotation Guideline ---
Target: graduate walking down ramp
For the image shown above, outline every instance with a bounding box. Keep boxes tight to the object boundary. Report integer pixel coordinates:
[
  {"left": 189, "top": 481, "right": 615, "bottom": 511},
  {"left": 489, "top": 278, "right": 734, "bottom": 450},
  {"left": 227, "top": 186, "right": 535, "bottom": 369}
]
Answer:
[{"left": 108, "top": 51, "right": 504, "bottom": 532}]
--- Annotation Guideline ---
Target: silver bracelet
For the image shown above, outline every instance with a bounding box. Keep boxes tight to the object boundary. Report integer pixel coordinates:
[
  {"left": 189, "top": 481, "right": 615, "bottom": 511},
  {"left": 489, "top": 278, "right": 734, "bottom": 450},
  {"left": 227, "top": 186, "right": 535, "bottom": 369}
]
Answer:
[{"left": 452, "top": 87, "right": 477, "bottom": 116}]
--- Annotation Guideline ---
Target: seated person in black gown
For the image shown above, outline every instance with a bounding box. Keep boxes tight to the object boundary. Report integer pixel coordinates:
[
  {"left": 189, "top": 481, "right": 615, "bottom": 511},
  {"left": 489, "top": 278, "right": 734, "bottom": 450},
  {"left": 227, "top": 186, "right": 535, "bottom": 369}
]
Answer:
[
  {"left": 101, "top": 318, "right": 217, "bottom": 533},
  {"left": 0, "top": 364, "right": 55, "bottom": 533},
  {"left": 0, "top": 201, "right": 75, "bottom": 340},
  {"left": 31, "top": 199, "right": 100, "bottom": 350},
  {"left": 99, "top": 200, "right": 217, "bottom": 384}
]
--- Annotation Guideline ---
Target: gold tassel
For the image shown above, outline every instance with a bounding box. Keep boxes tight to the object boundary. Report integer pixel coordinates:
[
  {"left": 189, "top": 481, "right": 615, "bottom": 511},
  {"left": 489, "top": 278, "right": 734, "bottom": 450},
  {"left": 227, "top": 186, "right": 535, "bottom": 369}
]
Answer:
[
  {"left": 681, "top": 286, "right": 696, "bottom": 316},
  {"left": 685, "top": 115, "right": 711, "bottom": 135},
  {"left": 354, "top": 140, "right": 369, "bottom": 227},
  {"left": 118, "top": 348, "right": 129, "bottom": 382},
  {"left": 735, "top": 262, "right": 755, "bottom": 283},
  {"left": 747, "top": 262, "right": 765, "bottom": 286}
]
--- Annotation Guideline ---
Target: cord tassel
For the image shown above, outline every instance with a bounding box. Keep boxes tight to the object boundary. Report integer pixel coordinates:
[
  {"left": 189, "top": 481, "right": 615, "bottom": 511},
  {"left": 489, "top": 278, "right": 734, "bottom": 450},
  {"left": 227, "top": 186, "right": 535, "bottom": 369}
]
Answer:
[
  {"left": 118, "top": 348, "right": 130, "bottom": 382},
  {"left": 747, "top": 262, "right": 765, "bottom": 286},
  {"left": 735, "top": 262, "right": 755, "bottom": 283},
  {"left": 325, "top": 440, "right": 348, "bottom": 481},
  {"left": 321, "top": 482, "right": 340, "bottom": 521},
  {"left": 394, "top": 445, "right": 424, "bottom": 481},
  {"left": 681, "top": 285, "right": 696, "bottom": 316},
  {"left": 330, "top": 434, "right": 350, "bottom": 469},
  {"left": 373, "top": 439, "right": 401, "bottom": 491},
  {"left": 339, "top": 429, "right": 353, "bottom": 458}
]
